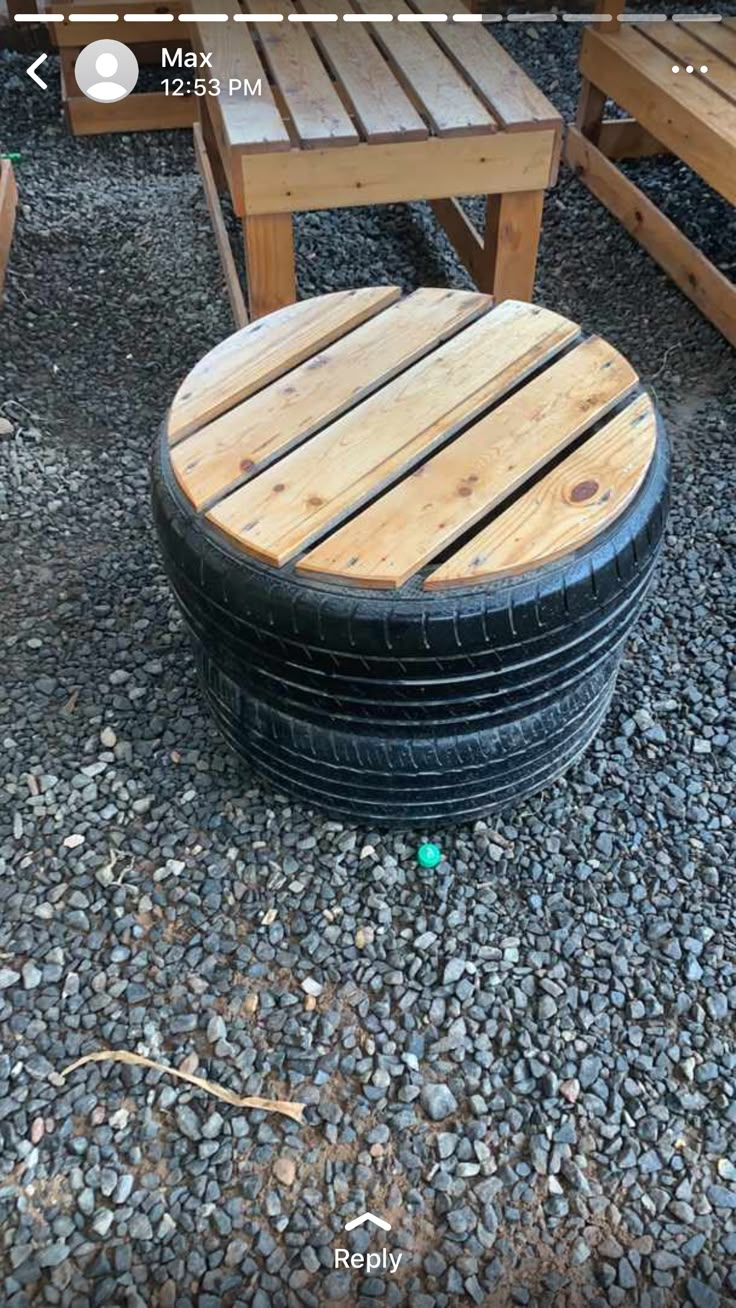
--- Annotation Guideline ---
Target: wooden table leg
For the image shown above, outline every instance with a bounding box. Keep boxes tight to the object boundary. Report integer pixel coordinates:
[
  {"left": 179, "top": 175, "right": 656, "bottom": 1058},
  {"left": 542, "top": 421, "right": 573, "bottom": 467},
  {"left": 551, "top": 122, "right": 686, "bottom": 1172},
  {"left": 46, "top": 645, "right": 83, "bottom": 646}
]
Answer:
[
  {"left": 576, "top": 77, "right": 607, "bottom": 146},
  {"left": 243, "top": 213, "right": 296, "bottom": 320},
  {"left": 200, "top": 99, "right": 227, "bottom": 193},
  {"left": 483, "top": 191, "right": 545, "bottom": 303}
]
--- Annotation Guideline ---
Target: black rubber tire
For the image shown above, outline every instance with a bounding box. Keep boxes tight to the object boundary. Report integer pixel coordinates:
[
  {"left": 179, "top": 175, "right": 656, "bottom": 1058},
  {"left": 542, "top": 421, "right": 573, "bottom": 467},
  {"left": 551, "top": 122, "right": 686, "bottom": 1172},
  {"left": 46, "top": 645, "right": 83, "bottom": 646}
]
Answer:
[
  {"left": 151, "top": 409, "right": 669, "bottom": 823},
  {"left": 152, "top": 417, "right": 669, "bottom": 732},
  {"left": 196, "top": 645, "right": 619, "bottom": 825}
]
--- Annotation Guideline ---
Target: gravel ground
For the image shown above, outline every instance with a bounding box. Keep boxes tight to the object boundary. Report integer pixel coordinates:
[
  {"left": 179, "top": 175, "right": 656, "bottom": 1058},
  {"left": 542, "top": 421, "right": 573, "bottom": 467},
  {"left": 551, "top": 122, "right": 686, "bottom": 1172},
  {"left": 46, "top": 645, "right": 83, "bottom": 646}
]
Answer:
[{"left": 1, "top": 14, "right": 735, "bottom": 1308}]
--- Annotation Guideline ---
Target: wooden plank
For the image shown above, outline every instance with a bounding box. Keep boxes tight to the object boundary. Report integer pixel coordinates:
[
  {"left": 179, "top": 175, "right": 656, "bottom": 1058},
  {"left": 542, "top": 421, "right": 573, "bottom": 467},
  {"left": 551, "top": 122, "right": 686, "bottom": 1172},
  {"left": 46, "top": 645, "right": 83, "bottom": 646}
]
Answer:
[
  {"left": 430, "top": 199, "right": 486, "bottom": 285},
  {"left": 575, "top": 76, "right": 606, "bottom": 145},
  {"left": 193, "top": 122, "right": 248, "bottom": 331},
  {"left": 565, "top": 126, "right": 736, "bottom": 348},
  {"left": 301, "top": 0, "right": 427, "bottom": 144},
  {"left": 297, "top": 335, "right": 638, "bottom": 589},
  {"left": 239, "top": 127, "right": 558, "bottom": 214},
  {"left": 207, "top": 301, "right": 580, "bottom": 566},
  {"left": 66, "top": 91, "right": 196, "bottom": 135},
  {"left": 638, "top": 22, "right": 736, "bottom": 107},
  {"left": 172, "top": 289, "right": 492, "bottom": 509},
  {"left": 352, "top": 0, "right": 494, "bottom": 138},
  {"left": 189, "top": 0, "right": 291, "bottom": 158},
  {"left": 167, "top": 286, "right": 401, "bottom": 442},
  {"left": 0, "top": 160, "right": 18, "bottom": 301},
  {"left": 410, "top": 0, "right": 561, "bottom": 131},
  {"left": 680, "top": 21, "right": 736, "bottom": 71},
  {"left": 426, "top": 394, "right": 656, "bottom": 590},
  {"left": 244, "top": 0, "right": 359, "bottom": 148},
  {"left": 580, "top": 27, "right": 736, "bottom": 204},
  {"left": 597, "top": 117, "right": 666, "bottom": 159},
  {"left": 483, "top": 190, "right": 544, "bottom": 300}
]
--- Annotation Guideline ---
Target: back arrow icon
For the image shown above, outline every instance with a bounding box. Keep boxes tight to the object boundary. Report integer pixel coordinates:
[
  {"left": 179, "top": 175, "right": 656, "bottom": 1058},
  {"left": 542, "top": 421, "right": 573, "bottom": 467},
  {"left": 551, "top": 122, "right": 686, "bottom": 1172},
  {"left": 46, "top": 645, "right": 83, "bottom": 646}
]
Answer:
[{"left": 27, "top": 54, "right": 48, "bottom": 90}]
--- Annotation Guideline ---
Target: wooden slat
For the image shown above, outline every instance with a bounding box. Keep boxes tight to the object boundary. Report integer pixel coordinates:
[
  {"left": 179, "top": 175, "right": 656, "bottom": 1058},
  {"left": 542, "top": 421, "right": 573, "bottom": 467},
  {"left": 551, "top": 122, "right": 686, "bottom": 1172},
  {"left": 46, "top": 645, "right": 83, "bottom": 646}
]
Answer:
[
  {"left": 680, "top": 21, "right": 736, "bottom": 71},
  {"left": 566, "top": 127, "right": 736, "bottom": 348},
  {"left": 167, "top": 287, "right": 400, "bottom": 442},
  {"left": 238, "top": 128, "right": 558, "bottom": 215},
  {"left": 245, "top": 0, "right": 359, "bottom": 148},
  {"left": 193, "top": 122, "right": 248, "bottom": 331},
  {"left": 0, "top": 160, "right": 18, "bottom": 301},
  {"left": 189, "top": 0, "right": 291, "bottom": 156},
  {"left": 426, "top": 394, "right": 656, "bottom": 590},
  {"left": 597, "top": 117, "right": 666, "bottom": 160},
  {"left": 65, "top": 91, "right": 196, "bottom": 135},
  {"left": 172, "top": 289, "right": 492, "bottom": 509},
  {"left": 299, "top": 0, "right": 427, "bottom": 144},
  {"left": 352, "top": 0, "right": 494, "bottom": 138},
  {"left": 430, "top": 199, "right": 486, "bottom": 285},
  {"left": 207, "top": 301, "right": 580, "bottom": 565},
  {"left": 580, "top": 27, "right": 736, "bottom": 205},
  {"left": 410, "top": 0, "right": 561, "bottom": 131},
  {"left": 297, "top": 336, "right": 638, "bottom": 589},
  {"left": 639, "top": 22, "right": 736, "bottom": 107}
]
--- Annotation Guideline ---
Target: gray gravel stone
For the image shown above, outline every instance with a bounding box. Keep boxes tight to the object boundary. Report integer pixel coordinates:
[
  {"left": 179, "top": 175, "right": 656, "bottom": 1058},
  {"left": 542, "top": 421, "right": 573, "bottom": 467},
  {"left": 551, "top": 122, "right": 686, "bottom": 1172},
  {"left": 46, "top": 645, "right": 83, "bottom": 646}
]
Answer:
[{"left": 420, "top": 1084, "right": 458, "bottom": 1121}]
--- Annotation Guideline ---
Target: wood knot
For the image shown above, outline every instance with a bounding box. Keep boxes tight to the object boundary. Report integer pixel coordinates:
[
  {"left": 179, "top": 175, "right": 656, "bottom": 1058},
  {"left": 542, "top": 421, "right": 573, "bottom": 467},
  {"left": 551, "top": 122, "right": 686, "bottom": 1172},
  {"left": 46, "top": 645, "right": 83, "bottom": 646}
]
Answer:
[{"left": 569, "top": 479, "right": 599, "bottom": 503}]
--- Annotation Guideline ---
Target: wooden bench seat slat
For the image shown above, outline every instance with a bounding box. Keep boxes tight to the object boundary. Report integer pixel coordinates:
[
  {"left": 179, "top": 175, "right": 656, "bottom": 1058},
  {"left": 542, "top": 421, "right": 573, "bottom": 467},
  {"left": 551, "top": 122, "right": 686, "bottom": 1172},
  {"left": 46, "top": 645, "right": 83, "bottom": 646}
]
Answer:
[
  {"left": 206, "top": 301, "right": 580, "bottom": 565},
  {"left": 352, "top": 0, "right": 495, "bottom": 138},
  {"left": 297, "top": 336, "right": 638, "bottom": 589},
  {"left": 167, "top": 287, "right": 400, "bottom": 442},
  {"left": 425, "top": 394, "right": 656, "bottom": 590},
  {"left": 244, "top": 0, "right": 359, "bottom": 148},
  {"left": 191, "top": 0, "right": 291, "bottom": 154},
  {"left": 678, "top": 20, "right": 736, "bottom": 73},
  {"left": 639, "top": 22, "right": 736, "bottom": 108},
  {"left": 298, "top": 0, "right": 428, "bottom": 144},
  {"left": 409, "top": 0, "right": 561, "bottom": 132},
  {"left": 580, "top": 26, "right": 736, "bottom": 205},
  {"left": 172, "top": 288, "right": 491, "bottom": 509}
]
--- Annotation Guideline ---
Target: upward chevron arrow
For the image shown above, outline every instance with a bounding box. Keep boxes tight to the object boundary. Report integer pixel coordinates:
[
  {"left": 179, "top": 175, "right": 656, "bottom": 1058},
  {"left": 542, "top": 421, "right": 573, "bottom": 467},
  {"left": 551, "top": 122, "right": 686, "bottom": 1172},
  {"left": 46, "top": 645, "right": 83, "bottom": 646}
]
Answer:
[{"left": 343, "top": 1212, "right": 392, "bottom": 1232}]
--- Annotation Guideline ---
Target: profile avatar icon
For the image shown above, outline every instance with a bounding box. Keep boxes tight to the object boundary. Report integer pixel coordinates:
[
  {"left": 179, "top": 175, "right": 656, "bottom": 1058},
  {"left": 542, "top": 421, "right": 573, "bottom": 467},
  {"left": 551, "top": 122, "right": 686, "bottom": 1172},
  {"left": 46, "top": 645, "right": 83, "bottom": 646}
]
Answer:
[{"left": 75, "top": 40, "right": 139, "bottom": 104}]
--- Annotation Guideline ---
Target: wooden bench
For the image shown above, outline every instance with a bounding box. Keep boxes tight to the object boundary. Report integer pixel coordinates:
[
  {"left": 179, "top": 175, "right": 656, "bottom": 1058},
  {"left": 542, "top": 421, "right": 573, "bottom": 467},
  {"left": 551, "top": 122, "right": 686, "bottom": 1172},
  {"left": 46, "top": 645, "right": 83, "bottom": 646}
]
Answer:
[
  {"left": 566, "top": 1, "right": 736, "bottom": 348},
  {"left": 50, "top": 0, "right": 197, "bottom": 135},
  {"left": 0, "top": 159, "right": 17, "bottom": 302},
  {"left": 192, "top": 0, "right": 561, "bottom": 322},
  {"left": 166, "top": 288, "right": 657, "bottom": 589}
]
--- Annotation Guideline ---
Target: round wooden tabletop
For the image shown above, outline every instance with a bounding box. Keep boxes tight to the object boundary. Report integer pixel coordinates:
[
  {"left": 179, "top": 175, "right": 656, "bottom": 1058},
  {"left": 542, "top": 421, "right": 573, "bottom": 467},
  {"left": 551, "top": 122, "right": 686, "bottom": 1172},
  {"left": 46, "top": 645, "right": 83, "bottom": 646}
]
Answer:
[{"left": 166, "top": 288, "right": 657, "bottom": 591}]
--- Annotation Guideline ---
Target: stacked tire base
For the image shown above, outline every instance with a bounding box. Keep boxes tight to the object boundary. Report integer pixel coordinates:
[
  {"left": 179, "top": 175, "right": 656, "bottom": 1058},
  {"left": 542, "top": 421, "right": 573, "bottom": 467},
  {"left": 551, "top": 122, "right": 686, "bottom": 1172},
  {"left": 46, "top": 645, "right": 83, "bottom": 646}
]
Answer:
[{"left": 152, "top": 418, "right": 670, "bottom": 827}]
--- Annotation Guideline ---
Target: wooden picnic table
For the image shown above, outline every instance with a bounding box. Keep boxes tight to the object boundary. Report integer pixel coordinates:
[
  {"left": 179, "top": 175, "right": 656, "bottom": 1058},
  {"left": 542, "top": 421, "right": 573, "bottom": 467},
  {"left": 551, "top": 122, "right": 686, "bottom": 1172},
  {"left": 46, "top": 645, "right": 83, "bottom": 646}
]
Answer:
[
  {"left": 192, "top": 0, "right": 562, "bottom": 320},
  {"left": 566, "top": 1, "right": 736, "bottom": 347}
]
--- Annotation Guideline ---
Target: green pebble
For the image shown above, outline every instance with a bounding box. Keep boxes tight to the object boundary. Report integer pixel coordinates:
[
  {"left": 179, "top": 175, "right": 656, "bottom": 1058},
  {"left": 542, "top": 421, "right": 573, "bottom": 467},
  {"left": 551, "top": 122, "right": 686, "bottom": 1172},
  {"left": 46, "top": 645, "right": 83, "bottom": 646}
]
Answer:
[{"left": 417, "top": 842, "right": 442, "bottom": 869}]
